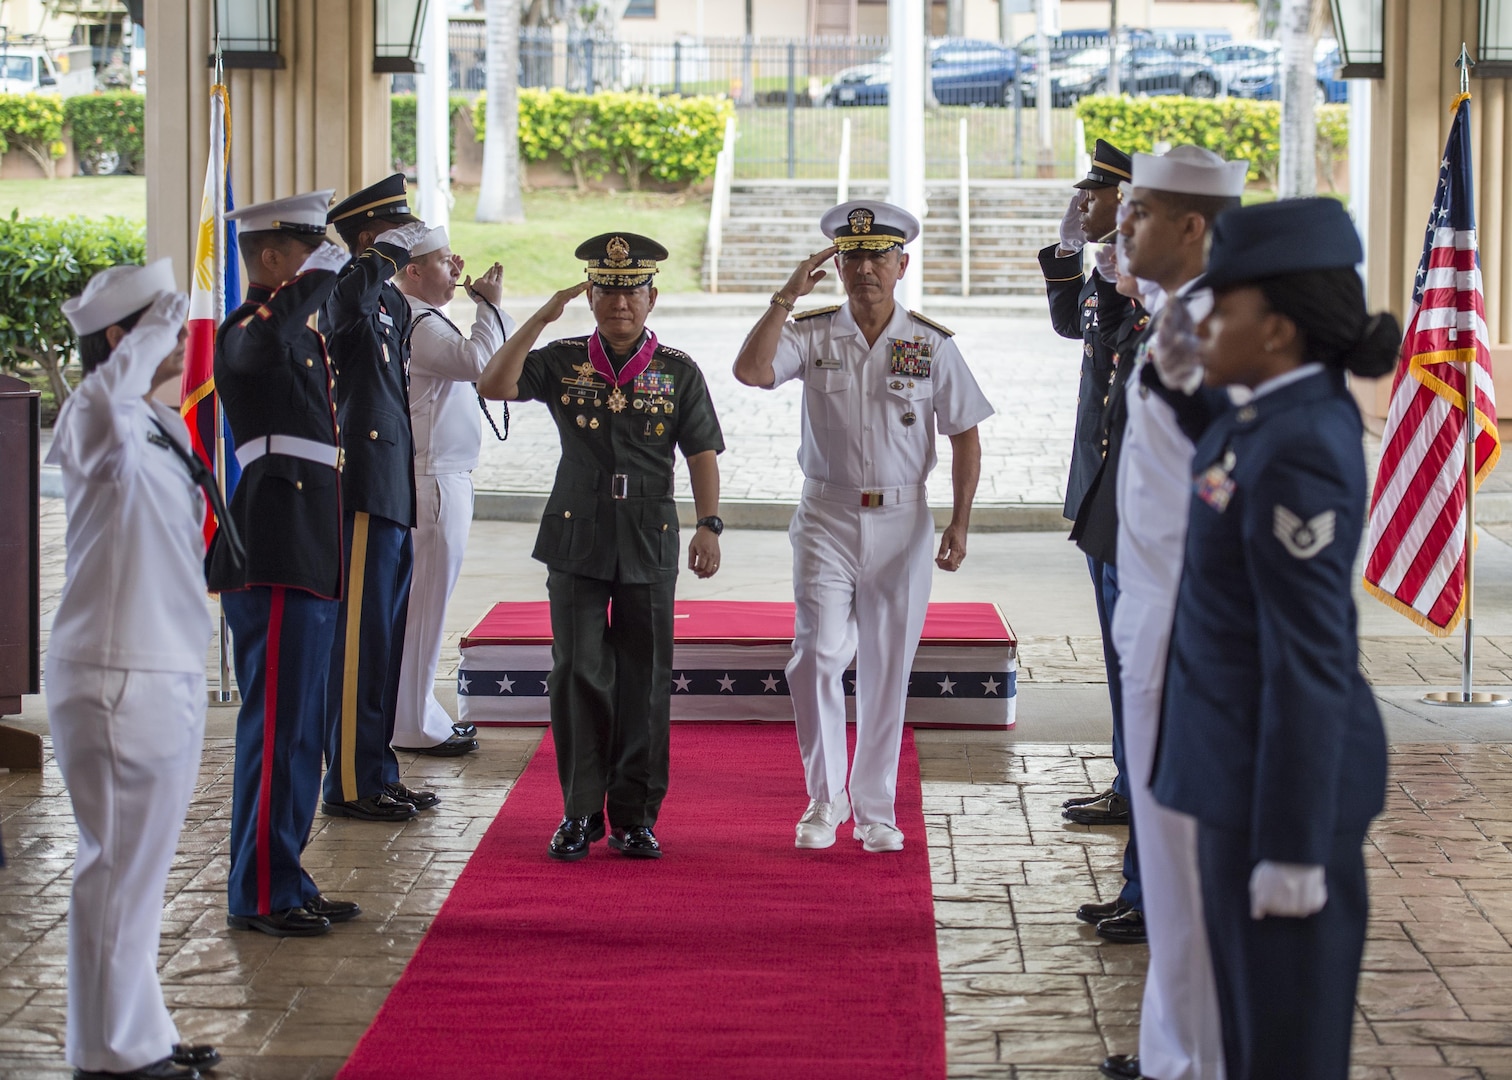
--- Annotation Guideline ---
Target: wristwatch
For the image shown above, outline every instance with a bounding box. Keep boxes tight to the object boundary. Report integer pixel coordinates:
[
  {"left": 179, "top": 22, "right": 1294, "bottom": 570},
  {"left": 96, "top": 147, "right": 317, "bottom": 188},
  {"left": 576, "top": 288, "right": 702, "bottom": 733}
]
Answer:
[{"left": 696, "top": 515, "right": 724, "bottom": 536}]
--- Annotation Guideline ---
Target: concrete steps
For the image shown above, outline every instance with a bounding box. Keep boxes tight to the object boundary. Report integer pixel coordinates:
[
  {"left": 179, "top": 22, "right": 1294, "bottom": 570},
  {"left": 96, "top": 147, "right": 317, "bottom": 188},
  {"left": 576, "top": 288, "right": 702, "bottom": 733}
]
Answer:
[{"left": 704, "top": 179, "right": 1072, "bottom": 296}]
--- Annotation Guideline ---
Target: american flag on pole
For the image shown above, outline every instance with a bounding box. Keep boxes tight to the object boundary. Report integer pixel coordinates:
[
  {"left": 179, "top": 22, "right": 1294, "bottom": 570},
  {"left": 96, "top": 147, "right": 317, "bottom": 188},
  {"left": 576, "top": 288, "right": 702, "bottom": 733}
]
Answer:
[
  {"left": 1363, "top": 93, "right": 1501, "bottom": 636},
  {"left": 179, "top": 81, "right": 241, "bottom": 549}
]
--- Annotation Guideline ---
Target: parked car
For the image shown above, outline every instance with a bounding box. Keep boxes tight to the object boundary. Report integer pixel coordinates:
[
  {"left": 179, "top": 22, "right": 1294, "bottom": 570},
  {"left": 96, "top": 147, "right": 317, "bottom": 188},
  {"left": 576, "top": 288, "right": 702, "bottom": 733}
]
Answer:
[
  {"left": 1205, "top": 39, "right": 1280, "bottom": 91},
  {"left": 1223, "top": 41, "right": 1348, "bottom": 104},
  {"left": 824, "top": 38, "right": 1019, "bottom": 107},
  {"left": 1019, "top": 45, "right": 1220, "bottom": 106},
  {"left": 0, "top": 42, "right": 94, "bottom": 96}
]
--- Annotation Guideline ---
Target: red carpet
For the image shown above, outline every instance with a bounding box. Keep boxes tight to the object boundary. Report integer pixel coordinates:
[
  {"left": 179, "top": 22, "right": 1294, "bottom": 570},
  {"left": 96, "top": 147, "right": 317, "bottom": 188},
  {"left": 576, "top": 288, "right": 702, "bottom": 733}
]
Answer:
[{"left": 338, "top": 726, "right": 945, "bottom": 1080}]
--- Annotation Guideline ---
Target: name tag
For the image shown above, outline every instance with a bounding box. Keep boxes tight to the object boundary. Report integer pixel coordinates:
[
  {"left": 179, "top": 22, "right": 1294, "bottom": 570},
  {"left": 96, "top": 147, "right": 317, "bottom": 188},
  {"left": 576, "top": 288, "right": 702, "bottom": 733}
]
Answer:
[
  {"left": 812, "top": 357, "right": 842, "bottom": 370},
  {"left": 378, "top": 311, "right": 394, "bottom": 328}
]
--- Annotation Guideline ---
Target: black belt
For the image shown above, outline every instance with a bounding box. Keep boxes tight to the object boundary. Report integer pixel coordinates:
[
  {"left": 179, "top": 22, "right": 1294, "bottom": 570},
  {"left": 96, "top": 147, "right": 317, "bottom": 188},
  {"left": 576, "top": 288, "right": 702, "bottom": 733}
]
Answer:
[{"left": 564, "top": 471, "right": 675, "bottom": 500}]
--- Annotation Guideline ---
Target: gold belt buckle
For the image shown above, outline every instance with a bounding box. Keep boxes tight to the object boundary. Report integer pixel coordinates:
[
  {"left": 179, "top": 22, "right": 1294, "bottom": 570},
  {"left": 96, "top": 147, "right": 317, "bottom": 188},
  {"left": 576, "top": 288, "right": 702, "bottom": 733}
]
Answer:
[{"left": 860, "top": 490, "right": 884, "bottom": 508}]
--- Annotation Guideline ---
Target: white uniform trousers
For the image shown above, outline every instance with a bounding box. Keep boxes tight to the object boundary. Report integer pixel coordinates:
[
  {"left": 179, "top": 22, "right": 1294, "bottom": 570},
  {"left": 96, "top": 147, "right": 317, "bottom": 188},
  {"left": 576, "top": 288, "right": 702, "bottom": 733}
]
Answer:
[
  {"left": 394, "top": 472, "right": 475, "bottom": 748},
  {"left": 1111, "top": 594, "right": 1226, "bottom": 1080},
  {"left": 46, "top": 657, "right": 205, "bottom": 1074},
  {"left": 786, "top": 495, "right": 934, "bottom": 827}
]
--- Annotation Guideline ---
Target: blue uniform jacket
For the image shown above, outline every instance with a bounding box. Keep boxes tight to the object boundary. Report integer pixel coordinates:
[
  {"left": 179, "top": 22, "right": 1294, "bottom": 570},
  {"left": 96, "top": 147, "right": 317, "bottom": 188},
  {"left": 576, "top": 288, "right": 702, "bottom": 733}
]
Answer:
[{"left": 1152, "top": 368, "right": 1387, "bottom": 863}]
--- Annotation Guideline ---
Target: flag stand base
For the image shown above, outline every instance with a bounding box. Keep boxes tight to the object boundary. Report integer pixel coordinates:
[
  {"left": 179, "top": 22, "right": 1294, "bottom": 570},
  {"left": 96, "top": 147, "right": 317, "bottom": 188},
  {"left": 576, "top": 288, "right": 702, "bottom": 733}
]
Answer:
[{"left": 1421, "top": 690, "right": 1512, "bottom": 707}]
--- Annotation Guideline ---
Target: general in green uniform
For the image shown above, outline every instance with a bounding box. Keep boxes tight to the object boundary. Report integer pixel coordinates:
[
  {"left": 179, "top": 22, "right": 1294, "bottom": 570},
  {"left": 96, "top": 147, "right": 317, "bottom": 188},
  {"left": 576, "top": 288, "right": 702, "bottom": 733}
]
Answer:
[{"left": 478, "top": 233, "right": 725, "bottom": 861}]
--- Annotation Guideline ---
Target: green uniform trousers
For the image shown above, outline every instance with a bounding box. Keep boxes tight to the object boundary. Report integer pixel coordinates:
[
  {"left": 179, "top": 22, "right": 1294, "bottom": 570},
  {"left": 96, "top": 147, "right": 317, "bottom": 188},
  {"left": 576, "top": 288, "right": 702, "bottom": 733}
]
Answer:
[{"left": 546, "top": 568, "right": 676, "bottom": 827}]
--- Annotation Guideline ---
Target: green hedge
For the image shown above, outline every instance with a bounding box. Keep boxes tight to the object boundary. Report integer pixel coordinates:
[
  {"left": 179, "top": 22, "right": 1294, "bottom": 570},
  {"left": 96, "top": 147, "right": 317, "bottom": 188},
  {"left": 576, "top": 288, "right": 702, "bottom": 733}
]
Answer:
[
  {"left": 1074, "top": 96, "right": 1349, "bottom": 187},
  {"left": 390, "top": 93, "right": 473, "bottom": 174},
  {"left": 0, "top": 93, "right": 68, "bottom": 179},
  {"left": 0, "top": 213, "right": 146, "bottom": 404},
  {"left": 473, "top": 89, "right": 732, "bottom": 190},
  {"left": 64, "top": 92, "right": 145, "bottom": 175}
]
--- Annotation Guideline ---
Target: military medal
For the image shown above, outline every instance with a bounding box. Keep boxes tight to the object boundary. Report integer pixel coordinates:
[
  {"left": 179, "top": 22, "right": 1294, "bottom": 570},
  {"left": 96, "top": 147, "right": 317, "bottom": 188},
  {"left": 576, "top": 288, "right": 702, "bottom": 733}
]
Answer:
[
  {"left": 655, "top": 422, "right": 666, "bottom": 436},
  {"left": 589, "top": 417, "right": 600, "bottom": 430},
  {"left": 634, "top": 398, "right": 645, "bottom": 410},
  {"left": 607, "top": 387, "right": 628, "bottom": 413},
  {"left": 576, "top": 415, "right": 587, "bottom": 428},
  {"left": 561, "top": 394, "right": 570, "bottom": 405},
  {"left": 889, "top": 338, "right": 933, "bottom": 379},
  {"left": 1194, "top": 449, "right": 1238, "bottom": 512},
  {"left": 902, "top": 411, "right": 917, "bottom": 427}
]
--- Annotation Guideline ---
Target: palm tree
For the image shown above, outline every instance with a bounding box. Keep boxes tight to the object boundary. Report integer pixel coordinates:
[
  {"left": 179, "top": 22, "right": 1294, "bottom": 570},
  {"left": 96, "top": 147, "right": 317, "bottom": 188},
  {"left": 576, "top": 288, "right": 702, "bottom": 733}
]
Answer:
[{"left": 477, "top": 0, "right": 525, "bottom": 223}]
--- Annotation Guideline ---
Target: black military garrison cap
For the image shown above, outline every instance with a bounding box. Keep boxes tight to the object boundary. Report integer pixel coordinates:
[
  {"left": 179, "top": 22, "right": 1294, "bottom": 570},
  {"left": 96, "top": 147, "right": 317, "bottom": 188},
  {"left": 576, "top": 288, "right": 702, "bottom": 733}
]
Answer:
[
  {"left": 577, "top": 232, "right": 668, "bottom": 289},
  {"left": 328, "top": 173, "right": 419, "bottom": 227},
  {"left": 1075, "top": 139, "right": 1133, "bottom": 190}
]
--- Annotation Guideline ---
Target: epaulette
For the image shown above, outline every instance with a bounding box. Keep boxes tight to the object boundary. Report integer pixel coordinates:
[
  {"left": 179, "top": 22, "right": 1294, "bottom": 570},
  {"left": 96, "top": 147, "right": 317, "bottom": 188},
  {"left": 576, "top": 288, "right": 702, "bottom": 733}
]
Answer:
[
  {"left": 655, "top": 343, "right": 693, "bottom": 362},
  {"left": 909, "top": 310, "right": 954, "bottom": 337},
  {"left": 793, "top": 305, "right": 841, "bottom": 321}
]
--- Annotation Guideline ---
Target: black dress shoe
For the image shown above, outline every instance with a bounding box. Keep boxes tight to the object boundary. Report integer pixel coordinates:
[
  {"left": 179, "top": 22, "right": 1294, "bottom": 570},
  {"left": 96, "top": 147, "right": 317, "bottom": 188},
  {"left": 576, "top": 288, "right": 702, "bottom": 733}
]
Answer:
[
  {"left": 393, "top": 733, "right": 478, "bottom": 757},
  {"left": 1062, "top": 787, "right": 1116, "bottom": 810},
  {"left": 607, "top": 825, "right": 663, "bottom": 858},
  {"left": 1076, "top": 897, "right": 1132, "bottom": 925},
  {"left": 1099, "top": 1052, "right": 1144, "bottom": 1079},
  {"left": 304, "top": 893, "right": 362, "bottom": 923},
  {"left": 1063, "top": 791, "right": 1131, "bottom": 826},
  {"left": 170, "top": 1044, "right": 221, "bottom": 1071},
  {"left": 385, "top": 781, "right": 440, "bottom": 809},
  {"left": 1096, "top": 908, "right": 1148, "bottom": 944},
  {"left": 74, "top": 1057, "right": 199, "bottom": 1079},
  {"left": 226, "top": 908, "right": 331, "bottom": 937},
  {"left": 452, "top": 722, "right": 477, "bottom": 739},
  {"left": 322, "top": 792, "right": 419, "bottom": 822},
  {"left": 547, "top": 810, "right": 598, "bottom": 865}
]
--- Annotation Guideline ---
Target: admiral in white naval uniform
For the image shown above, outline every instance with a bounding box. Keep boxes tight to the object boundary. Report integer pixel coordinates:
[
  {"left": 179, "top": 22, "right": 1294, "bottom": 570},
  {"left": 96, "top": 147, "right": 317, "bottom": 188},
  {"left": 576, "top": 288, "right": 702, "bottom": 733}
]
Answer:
[
  {"left": 46, "top": 261, "right": 225, "bottom": 1079},
  {"left": 1097, "top": 145, "right": 1247, "bottom": 1080},
  {"left": 392, "top": 226, "right": 514, "bottom": 755},
  {"left": 733, "top": 200, "right": 993, "bottom": 853}
]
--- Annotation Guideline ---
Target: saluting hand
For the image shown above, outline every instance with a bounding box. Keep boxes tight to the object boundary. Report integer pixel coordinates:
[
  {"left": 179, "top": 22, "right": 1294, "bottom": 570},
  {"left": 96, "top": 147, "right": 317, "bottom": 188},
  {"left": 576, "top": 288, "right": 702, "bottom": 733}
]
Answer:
[
  {"left": 537, "top": 281, "right": 589, "bottom": 324},
  {"left": 464, "top": 262, "right": 505, "bottom": 308},
  {"left": 778, "top": 245, "right": 840, "bottom": 304}
]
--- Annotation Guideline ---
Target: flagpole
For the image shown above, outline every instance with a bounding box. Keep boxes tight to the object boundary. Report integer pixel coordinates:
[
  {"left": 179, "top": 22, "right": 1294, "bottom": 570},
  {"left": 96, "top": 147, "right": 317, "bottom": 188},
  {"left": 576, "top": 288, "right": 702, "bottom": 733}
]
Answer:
[
  {"left": 1423, "top": 45, "right": 1510, "bottom": 709},
  {"left": 211, "top": 38, "right": 237, "bottom": 706}
]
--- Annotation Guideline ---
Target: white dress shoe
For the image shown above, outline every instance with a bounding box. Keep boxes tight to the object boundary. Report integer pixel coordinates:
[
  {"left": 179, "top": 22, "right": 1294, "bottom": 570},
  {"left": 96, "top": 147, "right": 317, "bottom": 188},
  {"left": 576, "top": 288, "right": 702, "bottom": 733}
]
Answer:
[
  {"left": 853, "top": 822, "right": 904, "bottom": 852},
  {"left": 794, "top": 793, "right": 851, "bottom": 849}
]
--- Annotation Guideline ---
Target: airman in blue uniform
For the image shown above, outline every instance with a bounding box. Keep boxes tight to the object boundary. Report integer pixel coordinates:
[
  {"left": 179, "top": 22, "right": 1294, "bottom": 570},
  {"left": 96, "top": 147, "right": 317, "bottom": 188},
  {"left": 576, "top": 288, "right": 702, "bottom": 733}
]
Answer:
[{"left": 1153, "top": 197, "right": 1401, "bottom": 1079}]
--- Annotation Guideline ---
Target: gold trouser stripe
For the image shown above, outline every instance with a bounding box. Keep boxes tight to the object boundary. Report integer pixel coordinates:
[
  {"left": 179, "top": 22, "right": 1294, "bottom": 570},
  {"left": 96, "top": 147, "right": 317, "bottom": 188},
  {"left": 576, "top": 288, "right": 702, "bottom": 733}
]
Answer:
[{"left": 340, "top": 511, "right": 370, "bottom": 801}]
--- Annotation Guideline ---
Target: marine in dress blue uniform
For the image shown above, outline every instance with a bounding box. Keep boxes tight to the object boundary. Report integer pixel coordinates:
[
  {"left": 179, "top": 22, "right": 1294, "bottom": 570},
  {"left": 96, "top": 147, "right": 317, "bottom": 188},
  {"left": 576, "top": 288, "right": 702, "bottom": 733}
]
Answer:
[
  {"left": 1152, "top": 198, "right": 1397, "bottom": 1079},
  {"left": 320, "top": 176, "right": 434, "bottom": 823},
  {"left": 209, "top": 192, "right": 364, "bottom": 937}
]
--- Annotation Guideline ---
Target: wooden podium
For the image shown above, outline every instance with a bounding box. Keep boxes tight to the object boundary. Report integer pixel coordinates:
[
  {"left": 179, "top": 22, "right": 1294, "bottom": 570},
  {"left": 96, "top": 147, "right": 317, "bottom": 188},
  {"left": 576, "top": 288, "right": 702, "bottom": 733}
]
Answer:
[{"left": 0, "top": 375, "right": 43, "bottom": 769}]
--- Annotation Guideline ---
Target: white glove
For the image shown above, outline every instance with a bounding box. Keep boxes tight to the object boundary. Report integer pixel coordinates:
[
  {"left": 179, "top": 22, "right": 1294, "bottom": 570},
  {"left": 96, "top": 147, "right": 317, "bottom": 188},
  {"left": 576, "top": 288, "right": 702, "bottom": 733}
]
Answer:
[
  {"left": 1092, "top": 242, "right": 1117, "bottom": 281},
  {"left": 1058, "top": 191, "right": 1086, "bottom": 253},
  {"left": 1152, "top": 294, "right": 1203, "bottom": 391},
  {"left": 299, "top": 241, "right": 349, "bottom": 276},
  {"left": 1249, "top": 860, "right": 1327, "bottom": 920},
  {"left": 121, "top": 289, "right": 190, "bottom": 359},
  {"left": 375, "top": 220, "right": 431, "bottom": 252}
]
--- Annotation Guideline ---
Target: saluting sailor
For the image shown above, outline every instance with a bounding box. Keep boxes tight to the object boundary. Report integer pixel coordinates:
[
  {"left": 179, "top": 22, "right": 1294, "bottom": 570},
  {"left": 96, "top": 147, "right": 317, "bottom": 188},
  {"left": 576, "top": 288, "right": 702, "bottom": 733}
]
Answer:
[
  {"left": 47, "top": 262, "right": 223, "bottom": 1079},
  {"left": 391, "top": 226, "right": 514, "bottom": 757},
  {"left": 732, "top": 201, "right": 993, "bottom": 854},
  {"left": 321, "top": 175, "right": 436, "bottom": 823},
  {"left": 477, "top": 233, "right": 725, "bottom": 861},
  {"left": 210, "top": 191, "right": 365, "bottom": 938},
  {"left": 1153, "top": 198, "right": 1398, "bottom": 1080}
]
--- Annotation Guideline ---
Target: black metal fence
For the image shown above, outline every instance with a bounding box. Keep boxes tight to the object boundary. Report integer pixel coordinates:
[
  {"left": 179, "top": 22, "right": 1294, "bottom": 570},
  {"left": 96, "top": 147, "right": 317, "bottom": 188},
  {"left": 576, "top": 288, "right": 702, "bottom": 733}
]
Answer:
[{"left": 396, "top": 25, "right": 1326, "bottom": 180}]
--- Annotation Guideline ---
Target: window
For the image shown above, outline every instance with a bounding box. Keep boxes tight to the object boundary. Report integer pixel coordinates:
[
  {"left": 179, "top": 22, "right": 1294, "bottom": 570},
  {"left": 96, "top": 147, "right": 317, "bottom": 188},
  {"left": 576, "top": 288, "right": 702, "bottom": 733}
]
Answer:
[
  {"left": 0, "top": 55, "right": 35, "bottom": 82},
  {"left": 625, "top": 0, "right": 654, "bottom": 17}
]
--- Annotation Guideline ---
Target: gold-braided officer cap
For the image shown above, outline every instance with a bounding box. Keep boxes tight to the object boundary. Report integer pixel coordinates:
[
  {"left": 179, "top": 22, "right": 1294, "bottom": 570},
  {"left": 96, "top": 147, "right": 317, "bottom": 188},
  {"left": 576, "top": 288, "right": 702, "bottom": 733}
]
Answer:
[
  {"left": 820, "top": 199, "right": 921, "bottom": 253},
  {"left": 576, "top": 232, "right": 669, "bottom": 289}
]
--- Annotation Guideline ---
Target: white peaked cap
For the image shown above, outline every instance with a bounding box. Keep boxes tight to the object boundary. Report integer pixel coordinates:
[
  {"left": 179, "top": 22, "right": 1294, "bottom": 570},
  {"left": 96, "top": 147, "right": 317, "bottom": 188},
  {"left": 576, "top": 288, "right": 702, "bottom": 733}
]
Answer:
[
  {"left": 63, "top": 257, "right": 178, "bottom": 335},
  {"left": 228, "top": 189, "right": 336, "bottom": 236},
  {"left": 1131, "top": 145, "right": 1248, "bottom": 198},
  {"left": 410, "top": 226, "right": 450, "bottom": 257}
]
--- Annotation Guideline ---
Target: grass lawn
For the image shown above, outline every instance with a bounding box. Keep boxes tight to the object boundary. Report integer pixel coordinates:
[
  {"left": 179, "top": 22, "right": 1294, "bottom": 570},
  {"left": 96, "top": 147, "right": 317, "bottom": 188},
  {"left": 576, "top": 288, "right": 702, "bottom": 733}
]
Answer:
[
  {"left": 449, "top": 186, "right": 711, "bottom": 295},
  {"left": 0, "top": 176, "right": 147, "bottom": 221}
]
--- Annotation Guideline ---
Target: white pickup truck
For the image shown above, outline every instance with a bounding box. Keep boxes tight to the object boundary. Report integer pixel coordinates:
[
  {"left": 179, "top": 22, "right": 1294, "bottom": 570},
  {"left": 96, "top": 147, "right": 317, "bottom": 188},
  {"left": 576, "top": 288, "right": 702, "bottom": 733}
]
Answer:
[{"left": 0, "top": 42, "right": 96, "bottom": 96}]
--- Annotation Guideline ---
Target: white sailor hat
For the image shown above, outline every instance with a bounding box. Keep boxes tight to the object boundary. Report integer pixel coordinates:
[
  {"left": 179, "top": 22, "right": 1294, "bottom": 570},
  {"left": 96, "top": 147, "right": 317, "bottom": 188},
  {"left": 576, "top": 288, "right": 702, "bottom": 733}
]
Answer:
[
  {"left": 820, "top": 200, "right": 921, "bottom": 253},
  {"left": 228, "top": 189, "right": 336, "bottom": 239},
  {"left": 1130, "top": 145, "right": 1248, "bottom": 198},
  {"left": 63, "top": 257, "right": 177, "bottom": 336},
  {"left": 410, "top": 226, "right": 450, "bottom": 258}
]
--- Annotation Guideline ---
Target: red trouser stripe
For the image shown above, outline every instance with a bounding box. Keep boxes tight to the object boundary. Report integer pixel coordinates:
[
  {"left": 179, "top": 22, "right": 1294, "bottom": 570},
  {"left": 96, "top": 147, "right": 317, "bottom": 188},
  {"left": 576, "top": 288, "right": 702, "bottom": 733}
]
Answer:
[{"left": 258, "top": 586, "right": 286, "bottom": 915}]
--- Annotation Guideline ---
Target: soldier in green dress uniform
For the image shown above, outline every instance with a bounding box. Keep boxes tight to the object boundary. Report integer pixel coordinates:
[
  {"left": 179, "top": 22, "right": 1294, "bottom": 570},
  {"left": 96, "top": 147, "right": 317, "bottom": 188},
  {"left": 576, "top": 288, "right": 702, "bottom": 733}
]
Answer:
[{"left": 478, "top": 233, "right": 725, "bottom": 861}]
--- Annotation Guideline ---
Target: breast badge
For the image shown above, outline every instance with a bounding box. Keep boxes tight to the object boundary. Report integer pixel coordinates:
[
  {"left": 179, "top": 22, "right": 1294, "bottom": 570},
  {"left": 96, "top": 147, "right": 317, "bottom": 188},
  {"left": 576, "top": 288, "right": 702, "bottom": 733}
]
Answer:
[{"left": 1194, "top": 450, "right": 1238, "bottom": 513}]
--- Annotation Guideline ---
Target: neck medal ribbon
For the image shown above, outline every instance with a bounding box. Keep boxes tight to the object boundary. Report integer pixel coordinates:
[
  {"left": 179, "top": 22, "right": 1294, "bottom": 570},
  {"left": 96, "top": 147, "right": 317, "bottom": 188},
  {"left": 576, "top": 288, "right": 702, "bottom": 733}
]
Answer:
[{"left": 588, "top": 329, "right": 659, "bottom": 388}]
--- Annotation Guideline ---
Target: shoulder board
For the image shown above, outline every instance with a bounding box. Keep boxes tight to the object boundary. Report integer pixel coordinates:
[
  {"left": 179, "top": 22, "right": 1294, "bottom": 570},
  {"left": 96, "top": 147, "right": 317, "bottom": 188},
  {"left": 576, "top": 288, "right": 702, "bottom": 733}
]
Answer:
[
  {"left": 909, "top": 311, "right": 954, "bottom": 337},
  {"left": 793, "top": 305, "right": 841, "bottom": 321},
  {"left": 655, "top": 343, "right": 692, "bottom": 363}
]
